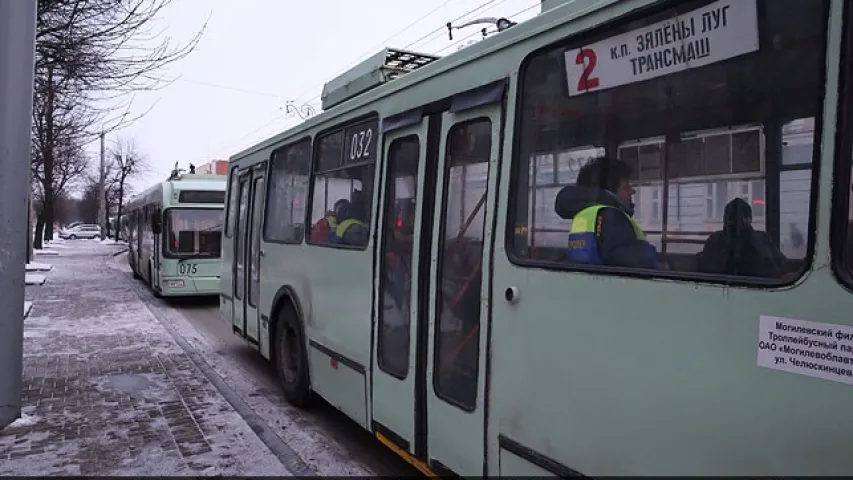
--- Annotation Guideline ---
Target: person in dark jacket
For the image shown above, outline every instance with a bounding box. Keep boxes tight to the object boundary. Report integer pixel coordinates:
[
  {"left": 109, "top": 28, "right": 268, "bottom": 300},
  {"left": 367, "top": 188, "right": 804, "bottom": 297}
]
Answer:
[
  {"left": 696, "top": 197, "right": 790, "bottom": 277},
  {"left": 554, "top": 156, "right": 658, "bottom": 269}
]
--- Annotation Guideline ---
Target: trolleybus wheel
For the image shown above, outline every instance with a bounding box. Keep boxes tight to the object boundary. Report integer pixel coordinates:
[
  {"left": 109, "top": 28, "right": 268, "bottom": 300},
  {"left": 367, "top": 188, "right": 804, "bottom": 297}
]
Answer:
[{"left": 274, "top": 306, "right": 312, "bottom": 408}]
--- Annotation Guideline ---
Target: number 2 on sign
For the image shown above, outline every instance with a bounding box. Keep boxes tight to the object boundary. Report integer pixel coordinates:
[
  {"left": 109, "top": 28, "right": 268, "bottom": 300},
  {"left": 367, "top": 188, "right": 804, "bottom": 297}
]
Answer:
[{"left": 575, "top": 48, "right": 600, "bottom": 92}]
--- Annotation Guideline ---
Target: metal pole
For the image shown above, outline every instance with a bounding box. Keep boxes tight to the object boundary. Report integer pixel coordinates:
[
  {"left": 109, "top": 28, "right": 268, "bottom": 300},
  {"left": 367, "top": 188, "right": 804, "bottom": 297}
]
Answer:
[
  {"left": 0, "top": 0, "right": 38, "bottom": 429},
  {"left": 98, "top": 131, "right": 106, "bottom": 240}
]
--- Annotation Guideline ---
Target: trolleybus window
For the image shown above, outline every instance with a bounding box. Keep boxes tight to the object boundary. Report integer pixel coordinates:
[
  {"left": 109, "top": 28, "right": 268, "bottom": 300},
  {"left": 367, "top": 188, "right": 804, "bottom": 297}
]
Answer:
[
  {"left": 509, "top": 0, "right": 827, "bottom": 282},
  {"left": 308, "top": 118, "right": 378, "bottom": 247},
  {"left": 435, "top": 119, "right": 492, "bottom": 410},
  {"left": 378, "top": 135, "right": 420, "bottom": 378},
  {"left": 836, "top": 16, "right": 853, "bottom": 281},
  {"left": 225, "top": 168, "right": 239, "bottom": 238},
  {"left": 164, "top": 208, "right": 224, "bottom": 257},
  {"left": 265, "top": 139, "right": 311, "bottom": 243}
]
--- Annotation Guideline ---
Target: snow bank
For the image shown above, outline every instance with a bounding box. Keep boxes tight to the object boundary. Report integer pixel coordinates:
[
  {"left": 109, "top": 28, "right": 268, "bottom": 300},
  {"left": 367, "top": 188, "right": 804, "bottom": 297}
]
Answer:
[
  {"left": 7, "top": 413, "right": 39, "bottom": 428},
  {"left": 26, "top": 262, "right": 53, "bottom": 272},
  {"left": 25, "top": 273, "right": 46, "bottom": 286}
]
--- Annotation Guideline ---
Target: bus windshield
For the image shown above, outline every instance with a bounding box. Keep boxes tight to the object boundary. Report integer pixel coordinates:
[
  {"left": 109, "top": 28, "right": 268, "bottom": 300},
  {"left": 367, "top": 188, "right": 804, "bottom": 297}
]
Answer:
[{"left": 165, "top": 208, "right": 224, "bottom": 257}]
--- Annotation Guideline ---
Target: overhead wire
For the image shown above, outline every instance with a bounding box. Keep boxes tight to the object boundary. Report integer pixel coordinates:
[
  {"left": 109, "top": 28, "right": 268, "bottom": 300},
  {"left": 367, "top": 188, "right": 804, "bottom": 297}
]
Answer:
[
  {"left": 288, "top": 0, "right": 463, "bottom": 103},
  {"left": 215, "top": 0, "right": 471, "bottom": 155},
  {"left": 216, "top": 0, "right": 541, "bottom": 157},
  {"left": 292, "top": 0, "right": 505, "bottom": 106}
]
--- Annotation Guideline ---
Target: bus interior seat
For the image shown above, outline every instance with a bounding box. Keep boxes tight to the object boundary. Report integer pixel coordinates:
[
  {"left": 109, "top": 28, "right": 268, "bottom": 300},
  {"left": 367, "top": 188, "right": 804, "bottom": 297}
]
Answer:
[{"left": 177, "top": 230, "right": 195, "bottom": 253}]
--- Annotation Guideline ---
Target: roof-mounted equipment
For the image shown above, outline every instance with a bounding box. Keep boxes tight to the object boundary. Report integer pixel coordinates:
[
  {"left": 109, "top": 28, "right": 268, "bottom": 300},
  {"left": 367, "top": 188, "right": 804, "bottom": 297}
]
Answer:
[{"left": 321, "top": 48, "right": 440, "bottom": 111}]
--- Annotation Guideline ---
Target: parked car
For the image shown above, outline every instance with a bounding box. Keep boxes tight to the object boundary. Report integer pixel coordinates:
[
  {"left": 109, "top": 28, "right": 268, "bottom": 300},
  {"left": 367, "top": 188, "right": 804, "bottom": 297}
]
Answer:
[{"left": 59, "top": 224, "right": 101, "bottom": 240}]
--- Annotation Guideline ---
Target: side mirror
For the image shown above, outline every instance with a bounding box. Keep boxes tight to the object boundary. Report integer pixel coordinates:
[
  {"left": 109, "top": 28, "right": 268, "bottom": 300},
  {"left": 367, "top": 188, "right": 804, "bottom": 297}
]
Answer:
[{"left": 151, "top": 211, "right": 162, "bottom": 235}]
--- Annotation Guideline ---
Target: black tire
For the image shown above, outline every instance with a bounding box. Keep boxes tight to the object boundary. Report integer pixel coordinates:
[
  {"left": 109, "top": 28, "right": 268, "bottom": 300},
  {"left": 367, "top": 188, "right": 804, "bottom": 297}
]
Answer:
[
  {"left": 274, "top": 305, "right": 313, "bottom": 408},
  {"left": 68, "top": 234, "right": 77, "bottom": 240}
]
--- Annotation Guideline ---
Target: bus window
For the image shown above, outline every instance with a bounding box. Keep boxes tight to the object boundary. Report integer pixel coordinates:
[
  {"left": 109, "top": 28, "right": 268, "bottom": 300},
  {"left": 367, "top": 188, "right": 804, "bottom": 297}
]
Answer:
[
  {"left": 308, "top": 119, "right": 378, "bottom": 247},
  {"left": 435, "top": 119, "right": 492, "bottom": 410},
  {"left": 378, "top": 135, "right": 420, "bottom": 378},
  {"left": 265, "top": 139, "right": 311, "bottom": 243},
  {"left": 164, "top": 208, "right": 224, "bottom": 257},
  {"left": 510, "top": 0, "right": 827, "bottom": 282},
  {"left": 225, "top": 168, "right": 239, "bottom": 238}
]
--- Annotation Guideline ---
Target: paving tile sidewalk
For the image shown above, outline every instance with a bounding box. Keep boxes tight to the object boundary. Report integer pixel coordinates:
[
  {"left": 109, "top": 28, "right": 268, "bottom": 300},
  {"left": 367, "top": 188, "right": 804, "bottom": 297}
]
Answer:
[{"left": 0, "top": 242, "right": 292, "bottom": 476}]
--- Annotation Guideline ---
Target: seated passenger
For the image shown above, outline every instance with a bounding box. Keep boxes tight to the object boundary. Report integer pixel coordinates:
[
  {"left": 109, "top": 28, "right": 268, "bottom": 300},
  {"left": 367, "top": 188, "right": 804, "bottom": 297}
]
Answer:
[
  {"left": 332, "top": 190, "right": 369, "bottom": 246},
  {"left": 554, "top": 156, "right": 658, "bottom": 269},
  {"left": 311, "top": 199, "right": 347, "bottom": 242},
  {"left": 697, "top": 198, "right": 790, "bottom": 277}
]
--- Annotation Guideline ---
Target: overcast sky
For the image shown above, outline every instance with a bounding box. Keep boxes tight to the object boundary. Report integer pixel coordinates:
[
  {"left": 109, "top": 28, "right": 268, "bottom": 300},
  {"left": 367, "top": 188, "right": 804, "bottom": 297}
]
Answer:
[{"left": 89, "top": 0, "right": 542, "bottom": 194}]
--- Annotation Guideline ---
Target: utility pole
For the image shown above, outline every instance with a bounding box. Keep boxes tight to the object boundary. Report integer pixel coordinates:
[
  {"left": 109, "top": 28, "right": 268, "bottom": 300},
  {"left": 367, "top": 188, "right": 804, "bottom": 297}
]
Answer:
[
  {"left": 0, "top": 0, "right": 38, "bottom": 429},
  {"left": 98, "top": 131, "right": 106, "bottom": 240}
]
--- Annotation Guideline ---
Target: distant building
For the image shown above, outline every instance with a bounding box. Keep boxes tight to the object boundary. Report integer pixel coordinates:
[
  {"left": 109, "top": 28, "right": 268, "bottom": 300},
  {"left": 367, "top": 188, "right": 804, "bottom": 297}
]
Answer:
[{"left": 195, "top": 160, "right": 228, "bottom": 175}]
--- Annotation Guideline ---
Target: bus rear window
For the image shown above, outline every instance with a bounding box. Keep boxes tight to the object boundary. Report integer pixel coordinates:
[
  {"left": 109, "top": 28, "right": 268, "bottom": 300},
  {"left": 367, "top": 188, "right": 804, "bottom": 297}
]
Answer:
[
  {"left": 165, "top": 208, "right": 224, "bottom": 257},
  {"left": 509, "top": 0, "right": 827, "bottom": 282}
]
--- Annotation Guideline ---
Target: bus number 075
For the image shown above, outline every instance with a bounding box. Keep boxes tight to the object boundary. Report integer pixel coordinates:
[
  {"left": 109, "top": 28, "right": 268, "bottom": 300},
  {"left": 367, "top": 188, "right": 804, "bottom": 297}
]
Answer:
[{"left": 179, "top": 263, "right": 198, "bottom": 275}]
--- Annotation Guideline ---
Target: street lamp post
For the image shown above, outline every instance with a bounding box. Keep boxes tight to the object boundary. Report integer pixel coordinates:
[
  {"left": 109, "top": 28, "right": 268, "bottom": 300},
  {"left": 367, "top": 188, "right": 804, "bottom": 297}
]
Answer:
[{"left": 0, "top": 0, "right": 38, "bottom": 429}]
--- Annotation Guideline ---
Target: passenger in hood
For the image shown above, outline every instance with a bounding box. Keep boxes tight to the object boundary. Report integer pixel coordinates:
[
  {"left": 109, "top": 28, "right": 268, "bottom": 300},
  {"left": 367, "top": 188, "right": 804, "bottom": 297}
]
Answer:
[{"left": 554, "top": 156, "right": 658, "bottom": 269}]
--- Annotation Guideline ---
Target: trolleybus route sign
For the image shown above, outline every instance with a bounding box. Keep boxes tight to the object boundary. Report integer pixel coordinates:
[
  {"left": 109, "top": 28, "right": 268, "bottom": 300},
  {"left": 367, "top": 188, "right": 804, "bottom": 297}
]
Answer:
[
  {"left": 564, "top": 0, "right": 759, "bottom": 97},
  {"left": 757, "top": 315, "right": 853, "bottom": 385}
]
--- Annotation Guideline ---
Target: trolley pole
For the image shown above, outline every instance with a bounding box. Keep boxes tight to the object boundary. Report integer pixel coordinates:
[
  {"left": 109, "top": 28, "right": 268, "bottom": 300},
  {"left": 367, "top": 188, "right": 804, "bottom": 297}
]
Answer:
[
  {"left": 0, "top": 0, "right": 38, "bottom": 429},
  {"left": 98, "top": 131, "right": 106, "bottom": 240}
]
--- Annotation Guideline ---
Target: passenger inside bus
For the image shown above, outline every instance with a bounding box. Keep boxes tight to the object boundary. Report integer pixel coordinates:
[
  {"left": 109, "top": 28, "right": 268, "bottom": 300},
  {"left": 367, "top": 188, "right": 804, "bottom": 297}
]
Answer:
[
  {"left": 554, "top": 156, "right": 658, "bottom": 269},
  {"left": 310, "top": 198, "right": 348, "bottom": 242},
  {"left": 696, "top": 198, "right": 791, "bottom": 278},
  {"left": 332, "top": 189, "right": 369, "bottom": 246},
  {"left": 385, "top": 199, "right": 416, "bottom": 310}
]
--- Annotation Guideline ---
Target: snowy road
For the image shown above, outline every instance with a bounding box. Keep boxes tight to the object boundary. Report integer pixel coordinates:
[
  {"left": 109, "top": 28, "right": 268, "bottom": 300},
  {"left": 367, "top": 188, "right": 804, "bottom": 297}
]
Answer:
[{"left": 109, "top": 250, "right": 418, "bottom": 477}]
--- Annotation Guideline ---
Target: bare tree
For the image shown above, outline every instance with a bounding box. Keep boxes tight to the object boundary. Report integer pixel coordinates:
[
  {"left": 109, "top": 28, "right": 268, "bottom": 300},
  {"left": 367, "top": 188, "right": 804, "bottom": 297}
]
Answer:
[
  {"left": 31, "top": 0, "right": 207, "bottom": 248},
  {"left": 106, "top": 136, "right": 149, "bottom": 240},
  {"left": 30, "top": 64, "right": 95, "bottom": 247}
]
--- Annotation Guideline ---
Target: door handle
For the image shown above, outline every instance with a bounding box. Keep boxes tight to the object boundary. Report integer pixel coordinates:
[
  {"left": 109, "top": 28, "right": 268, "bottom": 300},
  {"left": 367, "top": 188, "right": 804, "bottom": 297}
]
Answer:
[{"left": 260, "top": 249, "right": 265, "bottom": 257}]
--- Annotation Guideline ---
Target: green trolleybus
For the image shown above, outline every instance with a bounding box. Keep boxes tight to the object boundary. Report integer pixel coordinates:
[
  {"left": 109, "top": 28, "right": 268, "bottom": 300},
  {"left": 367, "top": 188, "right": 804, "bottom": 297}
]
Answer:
[
  {"left": 220, "top": 0, "right": 853, "bottom": 475},
  {"left": 125, "top": 170, "right": 227, "bottom": 296}
]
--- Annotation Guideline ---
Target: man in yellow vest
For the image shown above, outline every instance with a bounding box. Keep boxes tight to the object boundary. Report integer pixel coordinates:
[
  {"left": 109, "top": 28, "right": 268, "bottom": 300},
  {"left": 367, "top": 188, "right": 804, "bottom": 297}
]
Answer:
[
  {"left": 332, "top": 190, "right": 369, "bottom": 246},
  {"left": 554, "top": 156, "right": 658, "bottom": 269}
]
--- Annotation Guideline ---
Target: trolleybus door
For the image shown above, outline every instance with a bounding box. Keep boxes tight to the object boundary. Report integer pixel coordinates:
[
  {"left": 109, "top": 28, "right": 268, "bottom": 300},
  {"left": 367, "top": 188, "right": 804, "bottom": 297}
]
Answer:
[
  {"left": 372, "top": 113, "right": 433, "bottom": 462},
  {"left": 232, "top": 171, "right": 252, "bottom": 336},
  {"left": 423, "top": 106, "right": 500, "bottom": 475},
  {"left": 372, "top": 102, "right": 502, "bottom": 474},
  {"left": 152, "top": 206, "right": 162, "bottom": 289},
  {"left": 243, "top": 164, "right": 266, "bottom": 343}
]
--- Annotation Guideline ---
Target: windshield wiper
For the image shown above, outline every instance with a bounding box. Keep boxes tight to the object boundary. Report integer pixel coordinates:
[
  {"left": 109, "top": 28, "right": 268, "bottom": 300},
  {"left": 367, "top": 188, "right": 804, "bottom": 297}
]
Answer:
[{"left": 178, "top": 251, "right": 216, "bottom": 263}]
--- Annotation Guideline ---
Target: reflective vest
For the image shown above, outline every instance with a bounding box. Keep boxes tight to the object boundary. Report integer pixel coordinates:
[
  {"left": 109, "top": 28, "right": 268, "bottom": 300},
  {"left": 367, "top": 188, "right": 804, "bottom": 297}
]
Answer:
[
  {"left": 566, "top": 204, "right": 646, "bottom": 265},
  {"left": 326, "top": 214, "right": 339, "bottom": 230},
  {"left": 334, "top": 218, "right": 367, "bottom": 243}
]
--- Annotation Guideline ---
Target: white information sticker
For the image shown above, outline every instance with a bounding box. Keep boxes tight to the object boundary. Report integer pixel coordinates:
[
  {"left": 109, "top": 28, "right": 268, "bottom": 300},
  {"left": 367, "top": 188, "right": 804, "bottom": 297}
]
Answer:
[
  {"left": 757, "top": 315, "right": 853, "bottom": 385},
  {"left": 564, "top": 0, "right": 760, "bottom": 96}
]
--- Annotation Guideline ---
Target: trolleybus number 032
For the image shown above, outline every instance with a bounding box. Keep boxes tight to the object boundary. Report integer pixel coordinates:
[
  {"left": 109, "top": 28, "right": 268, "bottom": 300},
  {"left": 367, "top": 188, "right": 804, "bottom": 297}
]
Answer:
[
  {"left": 350, "top": 128, "right": 373, "bottom": 161},
  {"left": 178, "top": 263, "right": 198, "bottom": 275}
]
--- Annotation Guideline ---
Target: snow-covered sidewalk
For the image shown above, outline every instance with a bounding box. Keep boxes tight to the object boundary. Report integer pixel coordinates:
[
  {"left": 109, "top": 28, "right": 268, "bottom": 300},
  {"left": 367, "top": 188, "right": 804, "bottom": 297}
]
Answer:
[{"left": 1, "top": 241, "right": 291, "bottom": 476}]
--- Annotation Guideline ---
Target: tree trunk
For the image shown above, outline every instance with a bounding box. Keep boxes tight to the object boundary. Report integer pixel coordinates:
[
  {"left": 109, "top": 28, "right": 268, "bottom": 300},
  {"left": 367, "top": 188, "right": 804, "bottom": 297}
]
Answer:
[
  {"left": 117, "top": 183, "right": 125, "bottom": 241},
  {"left": 43, "top": 189, "right": 55, "bottom": 241},
  {"left": 27, "top": 193, "right": 34, "bottom": 263},
  {"left": 42, "top": 66, "right": 56, "bottom": 242},
  {"left": 33, "top": 214, "right": 45, "bottom": 250},
  {"left": 104, "top": 189, "right": 112, "bottom": 238}
]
